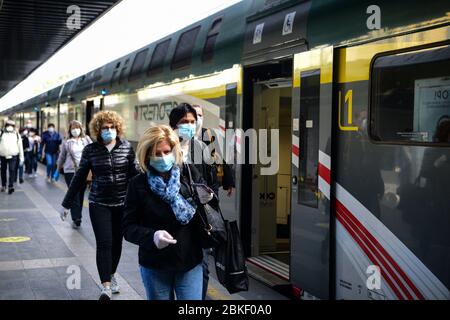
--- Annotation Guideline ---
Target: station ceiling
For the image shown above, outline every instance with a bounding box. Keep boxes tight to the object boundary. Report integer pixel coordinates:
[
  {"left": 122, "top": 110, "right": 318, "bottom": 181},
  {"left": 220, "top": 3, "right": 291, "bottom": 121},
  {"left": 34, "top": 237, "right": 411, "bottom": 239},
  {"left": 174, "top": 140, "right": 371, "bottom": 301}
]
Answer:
[{"left": 0, "top": 0, "right": 120, "bottom": 98}]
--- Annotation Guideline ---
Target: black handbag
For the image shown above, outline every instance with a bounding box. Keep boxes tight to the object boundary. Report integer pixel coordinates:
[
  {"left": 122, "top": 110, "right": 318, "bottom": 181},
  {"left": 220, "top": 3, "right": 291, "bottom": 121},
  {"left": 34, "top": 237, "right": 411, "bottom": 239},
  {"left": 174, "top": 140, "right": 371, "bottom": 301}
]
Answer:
[
  {"left": 214, "top": 220, "right": 249, "bottom": 294},
  {"left": 185, "top": 164, "right": 227, "bottom": 248}
]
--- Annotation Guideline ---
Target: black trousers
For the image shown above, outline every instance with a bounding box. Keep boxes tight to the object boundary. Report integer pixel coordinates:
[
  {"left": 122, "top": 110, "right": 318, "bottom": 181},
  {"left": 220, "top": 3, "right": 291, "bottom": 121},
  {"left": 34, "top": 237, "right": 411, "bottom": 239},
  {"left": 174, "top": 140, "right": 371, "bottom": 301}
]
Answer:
[
  {"left": 0, "top": 156, "right": 19, "bottom": 188},
  {"left": 89, "top": 202, "right": 124, "bottom": 283},
  {"left": 64, "top": 172, "right": 86, "bottom": 222}
]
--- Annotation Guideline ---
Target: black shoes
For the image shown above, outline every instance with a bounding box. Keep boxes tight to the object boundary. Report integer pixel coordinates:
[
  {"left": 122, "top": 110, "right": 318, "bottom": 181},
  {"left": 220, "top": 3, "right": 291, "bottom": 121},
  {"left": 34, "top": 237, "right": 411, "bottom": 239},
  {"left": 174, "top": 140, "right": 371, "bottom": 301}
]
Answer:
[
  {"left": 19, "top": 178, "right": 24, "bottom": 184},
  {"left": 8, "top": 188, "right": 14, "bottom": 195},
  {"left": 72, "top": 219, "right": 82, "bottom": 229}
]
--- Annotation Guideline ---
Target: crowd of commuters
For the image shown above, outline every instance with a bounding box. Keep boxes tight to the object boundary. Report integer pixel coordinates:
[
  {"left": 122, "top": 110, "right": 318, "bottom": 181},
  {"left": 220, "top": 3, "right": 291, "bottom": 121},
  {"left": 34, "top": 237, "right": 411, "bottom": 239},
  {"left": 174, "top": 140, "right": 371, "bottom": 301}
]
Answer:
[{"left": 0, "top": 104, "right": 235, "bottom": 301}]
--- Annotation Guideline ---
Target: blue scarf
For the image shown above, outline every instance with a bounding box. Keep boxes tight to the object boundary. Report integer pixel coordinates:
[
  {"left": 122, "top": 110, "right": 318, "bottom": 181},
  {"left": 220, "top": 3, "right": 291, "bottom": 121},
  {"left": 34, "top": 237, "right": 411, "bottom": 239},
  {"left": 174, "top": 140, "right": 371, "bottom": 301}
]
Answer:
[{"left": 147, "top": 166, "right": 196, "bottom": 225}]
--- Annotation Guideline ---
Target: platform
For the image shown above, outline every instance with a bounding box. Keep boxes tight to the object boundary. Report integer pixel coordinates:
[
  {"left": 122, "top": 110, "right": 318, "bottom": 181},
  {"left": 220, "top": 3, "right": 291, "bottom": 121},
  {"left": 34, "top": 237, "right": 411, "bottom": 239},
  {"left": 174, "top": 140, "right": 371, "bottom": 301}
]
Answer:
[{"left": 0, "top": 165, "right": 287, "bottom": 300}]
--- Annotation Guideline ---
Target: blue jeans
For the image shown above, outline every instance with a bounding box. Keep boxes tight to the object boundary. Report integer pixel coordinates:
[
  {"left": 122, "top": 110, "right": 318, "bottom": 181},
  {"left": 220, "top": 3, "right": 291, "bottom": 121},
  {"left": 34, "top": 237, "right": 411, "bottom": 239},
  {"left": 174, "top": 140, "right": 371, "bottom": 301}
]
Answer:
[
  {"left": 45, "top": 153, "right": 57, "bottom": 178},
  {"left": 202, "top": 249, "right": 210, "bottom": 300},
  {"left": 140, "top": 264, "right": 203, "bottom": 300}
]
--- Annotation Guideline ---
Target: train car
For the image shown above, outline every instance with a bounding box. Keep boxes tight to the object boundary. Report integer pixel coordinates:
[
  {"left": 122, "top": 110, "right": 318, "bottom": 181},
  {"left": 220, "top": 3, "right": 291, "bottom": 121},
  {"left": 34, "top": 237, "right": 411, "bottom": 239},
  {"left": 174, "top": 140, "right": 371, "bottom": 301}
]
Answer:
[{"left": 2, "top": 0, "right": 449, "bottom": 300}]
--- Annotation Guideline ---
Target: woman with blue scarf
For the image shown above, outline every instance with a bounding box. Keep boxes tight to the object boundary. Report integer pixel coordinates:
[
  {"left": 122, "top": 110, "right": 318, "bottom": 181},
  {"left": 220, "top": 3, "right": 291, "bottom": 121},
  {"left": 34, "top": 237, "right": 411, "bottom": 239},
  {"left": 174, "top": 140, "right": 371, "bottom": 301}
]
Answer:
[{"left": 122, "top": 125, "right": 212, "bottom": 300}]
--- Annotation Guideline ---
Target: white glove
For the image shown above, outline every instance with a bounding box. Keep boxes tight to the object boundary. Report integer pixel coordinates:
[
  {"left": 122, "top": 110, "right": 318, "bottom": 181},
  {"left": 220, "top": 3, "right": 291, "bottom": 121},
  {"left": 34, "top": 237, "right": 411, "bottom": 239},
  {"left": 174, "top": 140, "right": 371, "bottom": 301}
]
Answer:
[
  {"left": 153, "top": 230, "right": 177, "bottom": 249},
  {"left": 60, "top": 207, "right": 70, "bottom": 221}
]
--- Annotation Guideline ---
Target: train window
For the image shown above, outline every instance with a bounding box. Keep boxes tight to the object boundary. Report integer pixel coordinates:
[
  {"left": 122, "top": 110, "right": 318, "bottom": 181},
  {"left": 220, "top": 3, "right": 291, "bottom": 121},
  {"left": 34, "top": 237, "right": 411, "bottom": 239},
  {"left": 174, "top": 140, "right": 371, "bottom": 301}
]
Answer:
[
  {"left": 202, "top": 18, "right": 223, "bottom": 62},
  {"left": 371, "top": 45, "right": 450, "bottom": 144},
  {"left": 119, "top": 58, "right": 130, "bottom": 84},
  {"left": 129, "top": 48, "right": 149, "bottom": 81},
  {"left": 172, "top": 26, "right": 201, "bottom": 70},
  {"left": 148, "top": 39, "right": 171, "bottom": 75},
  {"left": 298, "top": 69, "right": 320, "bottom": 208}
]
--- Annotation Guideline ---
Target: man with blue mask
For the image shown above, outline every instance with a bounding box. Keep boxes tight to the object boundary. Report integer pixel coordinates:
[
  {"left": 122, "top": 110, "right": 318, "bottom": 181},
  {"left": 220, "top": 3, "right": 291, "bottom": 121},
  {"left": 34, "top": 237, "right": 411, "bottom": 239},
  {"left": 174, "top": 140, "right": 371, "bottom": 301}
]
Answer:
[
  {"left": 169, "top": 103, "right": 223, "bottom": 301},
  {"left": 41, "top": 123, "right": 62, "bottom": 183}
]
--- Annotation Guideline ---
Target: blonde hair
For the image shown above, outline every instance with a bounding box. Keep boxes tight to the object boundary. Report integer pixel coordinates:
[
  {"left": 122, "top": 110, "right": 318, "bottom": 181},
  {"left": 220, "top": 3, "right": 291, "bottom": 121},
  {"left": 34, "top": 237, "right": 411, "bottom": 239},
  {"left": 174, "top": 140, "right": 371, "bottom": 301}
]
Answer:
[
  {"left": 89, "top": 110, "right": 125, "bottom": 141},
  {"left": 136, "top": 125, "right": 183, "bottom": 172}
]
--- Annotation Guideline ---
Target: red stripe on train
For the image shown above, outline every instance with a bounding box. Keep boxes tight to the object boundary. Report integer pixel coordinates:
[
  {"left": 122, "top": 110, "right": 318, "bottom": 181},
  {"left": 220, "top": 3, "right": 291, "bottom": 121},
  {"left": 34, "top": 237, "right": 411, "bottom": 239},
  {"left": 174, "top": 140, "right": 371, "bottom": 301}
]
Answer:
[
  {"left": 336, "top": 199, "right": 424, "bottom": 300},
  {"left": 292, "top": 144, "right": 299, "bottom": 157},
  {"left": 318, "top": 163, "right": 331, "bottom": 184},
  {"left": 336, "top": 199, "right": 425, "bottom": 300},
  {"left": 336, "top": 210, "right": 405, "bottom": 300}
]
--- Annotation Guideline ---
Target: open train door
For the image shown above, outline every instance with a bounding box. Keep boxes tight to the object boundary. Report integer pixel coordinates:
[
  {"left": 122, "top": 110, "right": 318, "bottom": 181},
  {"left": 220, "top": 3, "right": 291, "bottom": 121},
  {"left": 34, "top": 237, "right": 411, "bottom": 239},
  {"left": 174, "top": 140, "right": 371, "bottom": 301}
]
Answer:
[{"left": 291, "top": 46, "right": 333, "bottom": 299}]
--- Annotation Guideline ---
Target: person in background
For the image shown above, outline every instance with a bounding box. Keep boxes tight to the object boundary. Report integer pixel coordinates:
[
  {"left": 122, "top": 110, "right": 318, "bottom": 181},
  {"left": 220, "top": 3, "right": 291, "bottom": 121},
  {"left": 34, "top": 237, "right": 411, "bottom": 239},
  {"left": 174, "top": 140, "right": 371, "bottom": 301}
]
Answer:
[
  {"left": 57, "top": 120, "right": 92, "bottom": 229},
  {"left": 25, "top": 119, "right": 33, "bottom": 130},
  {"left": 123, "top": 125, "right": 212, "bottom": 300},
  {"left": 41, "top": 123, "right": 62, "bottom": 183},
  {"left": 27, "top": 128, "right": 40, "bottom": 178},
  {"left": 61, "top": 111, "right": 139, "bottom": 300},
  {"left": 17, "top": 128, "right": 30, "bottom": 184},
  {"left": 169, "top": 103, "right": 221, "bottom": 300},
  {"left": 192, "top": 104, "right": 235, "bottom": 197},
  {"left": 0, "top": 120, "right": 24, "bottom": 194}
]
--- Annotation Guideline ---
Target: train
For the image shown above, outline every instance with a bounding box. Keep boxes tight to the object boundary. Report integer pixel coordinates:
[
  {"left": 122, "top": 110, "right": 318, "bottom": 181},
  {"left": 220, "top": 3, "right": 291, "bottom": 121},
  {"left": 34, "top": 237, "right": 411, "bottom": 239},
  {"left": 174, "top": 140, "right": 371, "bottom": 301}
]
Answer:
[{"left": 1, "top": 0, "right": 449, "bottom": 300}]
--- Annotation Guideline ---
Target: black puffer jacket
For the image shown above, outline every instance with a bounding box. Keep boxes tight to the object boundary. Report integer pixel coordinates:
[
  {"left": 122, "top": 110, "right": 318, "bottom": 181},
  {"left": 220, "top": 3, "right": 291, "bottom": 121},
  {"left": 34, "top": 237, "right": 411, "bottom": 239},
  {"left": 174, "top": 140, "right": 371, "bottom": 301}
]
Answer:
[{"left": 62, "top": 138, "right": 139, "bottom": 208}]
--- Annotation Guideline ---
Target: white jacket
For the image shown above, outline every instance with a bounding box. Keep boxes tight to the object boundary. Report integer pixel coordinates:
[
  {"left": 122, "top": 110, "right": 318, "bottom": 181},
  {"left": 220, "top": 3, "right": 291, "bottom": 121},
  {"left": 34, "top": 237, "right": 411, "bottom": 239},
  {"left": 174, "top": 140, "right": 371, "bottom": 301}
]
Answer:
[
  {"left": 0, "top": 130, "right": 24, "bottom": 163},
  {"left": 57, "top": 136, "right": 92, "bottom": 173}
]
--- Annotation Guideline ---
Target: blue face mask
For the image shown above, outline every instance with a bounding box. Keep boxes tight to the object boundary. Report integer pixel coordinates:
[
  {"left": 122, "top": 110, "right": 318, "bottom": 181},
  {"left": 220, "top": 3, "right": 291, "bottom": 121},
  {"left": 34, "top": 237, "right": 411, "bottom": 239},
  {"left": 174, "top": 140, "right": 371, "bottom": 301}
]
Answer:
[
  {"left": 176, "top": 123, "right": 196, "bottom": 141},
  {"left": 101, "top": 128, "right": 117, "bottom": 143},
  {"left": 149, "top": 153, "right": 176, "bottom": 173}
]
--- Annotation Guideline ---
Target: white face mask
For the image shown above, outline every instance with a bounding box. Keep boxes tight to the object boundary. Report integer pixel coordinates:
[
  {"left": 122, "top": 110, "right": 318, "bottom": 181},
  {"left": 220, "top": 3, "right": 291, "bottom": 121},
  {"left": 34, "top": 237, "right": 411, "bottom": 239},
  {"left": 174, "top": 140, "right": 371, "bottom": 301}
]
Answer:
[
  {"left": 23, "top": 130, "right": 28, "bottom": 136},
  {"left": 48, "top": 127, "right": 55, "bottom": 133},
  {"left": 71, "top": 128, "right": 81, "bottom": 137},
  {"left": 5, "top": 126, "right": 14, "bottom": 132}
]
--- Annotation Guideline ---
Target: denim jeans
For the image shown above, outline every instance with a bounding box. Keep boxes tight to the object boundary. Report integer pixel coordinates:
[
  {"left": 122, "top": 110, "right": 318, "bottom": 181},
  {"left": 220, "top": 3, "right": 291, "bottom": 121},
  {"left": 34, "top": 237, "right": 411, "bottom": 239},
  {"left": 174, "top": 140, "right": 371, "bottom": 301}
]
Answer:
[
  {"left": 18, "top": 163, "right": 24, "bottom": 181},
  {"left": 202, "top": 248, "right": 210, "bottom": 300},
  {"left": 140, "top": 263, "right": 203, "bottom": 300},
  {"left": 45, "top": 153, "right": 57, "bottom": 178}
]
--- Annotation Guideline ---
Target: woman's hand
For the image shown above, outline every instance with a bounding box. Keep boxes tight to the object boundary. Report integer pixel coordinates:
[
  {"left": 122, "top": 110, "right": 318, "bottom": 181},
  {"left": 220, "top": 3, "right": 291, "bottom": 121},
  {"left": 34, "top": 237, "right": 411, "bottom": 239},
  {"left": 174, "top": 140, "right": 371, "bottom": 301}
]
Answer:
[
  {"left": 153, "top": 230, "right": 177, "bottom": 249},
  {"left": 59, "top": 207, "right": 70, "bottom": 221}
]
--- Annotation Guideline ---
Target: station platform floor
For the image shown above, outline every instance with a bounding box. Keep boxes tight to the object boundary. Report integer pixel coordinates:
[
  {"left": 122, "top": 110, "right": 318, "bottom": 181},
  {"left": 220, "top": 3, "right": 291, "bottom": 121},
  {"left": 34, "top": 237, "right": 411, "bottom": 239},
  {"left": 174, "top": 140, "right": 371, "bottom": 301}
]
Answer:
[{"left": 0, "top": 164, "right": 288, "bottom": 300}]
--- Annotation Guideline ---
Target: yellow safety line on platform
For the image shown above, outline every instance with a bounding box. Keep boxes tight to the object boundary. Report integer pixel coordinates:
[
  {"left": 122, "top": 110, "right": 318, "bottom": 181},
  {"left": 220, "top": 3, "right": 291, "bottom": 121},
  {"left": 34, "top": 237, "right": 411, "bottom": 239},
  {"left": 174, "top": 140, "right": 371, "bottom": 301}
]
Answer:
[{"left": 0, "top": 236, "right": 31, "bottom": 243}]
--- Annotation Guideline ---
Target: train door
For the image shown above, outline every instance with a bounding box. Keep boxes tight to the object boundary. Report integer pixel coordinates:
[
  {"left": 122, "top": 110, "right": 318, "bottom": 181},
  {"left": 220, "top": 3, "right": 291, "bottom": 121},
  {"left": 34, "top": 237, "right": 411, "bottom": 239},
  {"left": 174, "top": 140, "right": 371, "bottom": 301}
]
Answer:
[
  {"left": 245, "top": 60, "right": 293, "bottom": 284},
  {"left": 290, "top": 47, "right": 334, "bottom": 299}
]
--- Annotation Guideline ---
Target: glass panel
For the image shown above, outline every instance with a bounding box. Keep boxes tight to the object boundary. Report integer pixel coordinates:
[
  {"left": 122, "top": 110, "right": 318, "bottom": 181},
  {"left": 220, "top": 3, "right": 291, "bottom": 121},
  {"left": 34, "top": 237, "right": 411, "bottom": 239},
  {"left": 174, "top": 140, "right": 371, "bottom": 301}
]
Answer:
[
  {"left": 172, "top": 26, "right": 201, "bottom": 69},
  {"left": 298, "top": 70, "right": 320, "bottom": 208},
  {"left": 148, "top": 39, "right": 171, "bottom": 75},
  {"left": 371, "top": 45, "right": 450, "bottom": 144}
]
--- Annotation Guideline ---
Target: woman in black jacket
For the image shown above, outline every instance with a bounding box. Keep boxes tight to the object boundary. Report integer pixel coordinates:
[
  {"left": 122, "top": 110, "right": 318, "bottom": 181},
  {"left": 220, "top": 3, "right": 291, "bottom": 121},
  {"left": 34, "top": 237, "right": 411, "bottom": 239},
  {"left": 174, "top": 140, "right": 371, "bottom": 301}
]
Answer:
[
  {"left": 122, "top": 125, "right": 213, "bottom": 300},
  {"left": 61, "top": 110, "right": 139, "bottom": 300}
]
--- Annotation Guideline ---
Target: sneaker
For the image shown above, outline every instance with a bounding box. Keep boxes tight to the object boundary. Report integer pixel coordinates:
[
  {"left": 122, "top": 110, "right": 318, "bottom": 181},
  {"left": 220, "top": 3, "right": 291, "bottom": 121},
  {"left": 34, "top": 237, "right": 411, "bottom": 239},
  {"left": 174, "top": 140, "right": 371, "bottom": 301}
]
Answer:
[
  {"left": 33, "top": 173, "right": 37, "bottom": 178},
  {"left": 111, "top": 275, "right": 120, "bottom": 294},
  {"left": 46, "top": 177, "right": 51, "bottom": 183},
  {"left": 0, "top": 187, "right": 5, "bottom": 192},
  {"left": 8, "top": 188, "right": 14, "bottom": 195},
  {"left": 99, "top": 287, "right": 112, "bottom": 300},
  {"left": 28, "top": 174, "right": 33, "bottom": 179}
]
